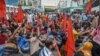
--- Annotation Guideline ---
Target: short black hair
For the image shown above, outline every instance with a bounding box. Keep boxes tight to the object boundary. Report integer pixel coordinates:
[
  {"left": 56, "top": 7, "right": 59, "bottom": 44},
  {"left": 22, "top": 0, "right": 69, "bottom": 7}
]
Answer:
[
  {"left": 45, "top": 38, "right": 54, "bottom": 48},
  {"left": 0, "top": 28, "right": 8, "bottom": 33}
]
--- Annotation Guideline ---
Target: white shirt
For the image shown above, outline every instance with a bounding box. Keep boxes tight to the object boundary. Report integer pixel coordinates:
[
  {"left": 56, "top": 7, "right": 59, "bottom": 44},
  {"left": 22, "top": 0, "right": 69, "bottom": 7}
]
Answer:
[
  {"left": 39, "top": 47, "right": 53, "bottom": 56},
  {"left": 27, "top": 14, "right": 33, "bottom": 23}
]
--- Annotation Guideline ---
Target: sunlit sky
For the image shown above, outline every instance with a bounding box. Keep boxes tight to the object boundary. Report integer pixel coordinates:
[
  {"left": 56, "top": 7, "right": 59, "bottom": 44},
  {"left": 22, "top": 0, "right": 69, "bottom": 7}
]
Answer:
[{"left": 41, "top": 0, "right": 60, "bottom": 6}]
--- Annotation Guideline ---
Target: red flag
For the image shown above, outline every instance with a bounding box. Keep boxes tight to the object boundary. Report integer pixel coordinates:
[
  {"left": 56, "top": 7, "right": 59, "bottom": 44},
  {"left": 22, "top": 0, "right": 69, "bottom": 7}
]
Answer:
[
  {"left": 61, "top": 15, "right": 67, "bottom": 32},
  {"left": 16, "top": 6, "right": 24, "bottom": 23},
  {"left": 65, "top": 17, "right": 75, "bottom": 56},
  {"left": 0, "top": 0, "right": 6, "bottom": 19},
  {"left": 86, "top": 0, "right": 92, "bottom": 14}
]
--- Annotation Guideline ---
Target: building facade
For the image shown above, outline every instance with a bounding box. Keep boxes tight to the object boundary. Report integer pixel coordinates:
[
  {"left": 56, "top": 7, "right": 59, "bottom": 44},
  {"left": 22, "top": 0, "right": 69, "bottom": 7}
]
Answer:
[
  {"left": 18, "top": 0, "right": 32, "bottom": 6},
  {"left": 18, "top": 0, "right": 42, "bottom": 11},
  {"left": 57, "top": 0, "right": 89, "bottom": 13},
  {"left": 92, "top": 0, "right": 100, "bottom": 12}
]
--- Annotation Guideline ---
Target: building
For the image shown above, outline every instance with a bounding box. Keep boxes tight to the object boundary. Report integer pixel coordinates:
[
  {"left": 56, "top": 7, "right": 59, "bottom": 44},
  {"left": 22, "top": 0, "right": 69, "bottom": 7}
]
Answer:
[
  {"left": 18, "top": 0, "right": 32, "bottom": 9},
  {"left": 92, "top": 0, "right": 100, "bottom": 12},
  {"left": 6, "top": 5, "right": 18, "bottom": 13},
  {"left": 57, "top": 0, "right": 83, "bottom": 13},
  {"left": 18, "top": 0, "right": 32, "bottom": 6},
  {"left": 44, "top": 6, "right": 57, "bottom": 12},
  {"left": 18, "top": 0, "right": 42, "bottom": 12},
  {"left": 32, "top": 0, "right": 42, "bottom": 12}
]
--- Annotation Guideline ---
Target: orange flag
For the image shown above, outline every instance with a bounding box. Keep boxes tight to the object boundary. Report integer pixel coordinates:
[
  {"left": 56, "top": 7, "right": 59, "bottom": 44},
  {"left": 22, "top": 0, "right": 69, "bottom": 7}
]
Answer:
[
  {"left": 16, "top": 6, "right": 24, "bottom": 23},
  {"left": 0, "top": 0, "right": 6, "bottom": 19},
  {"left": 61, "top": 15, "right": 67, "bottom": 32},
  {"left": 65, "top": 17, "right": 75, "bottom": 56},
  {"left": 86, "top": 0, "right": 92, "bottom": 14}
]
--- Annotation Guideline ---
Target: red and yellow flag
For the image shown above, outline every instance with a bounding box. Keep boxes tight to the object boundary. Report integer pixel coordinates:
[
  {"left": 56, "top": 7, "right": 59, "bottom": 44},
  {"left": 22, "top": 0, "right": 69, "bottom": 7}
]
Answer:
[{"left": 0, "top": 0, "right": 6, "bottom": 19}]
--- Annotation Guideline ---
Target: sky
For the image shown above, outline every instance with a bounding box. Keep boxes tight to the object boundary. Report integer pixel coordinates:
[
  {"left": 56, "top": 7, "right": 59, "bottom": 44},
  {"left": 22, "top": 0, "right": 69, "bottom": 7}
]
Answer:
[
  {"left": 41, "top": 0, "right": 60, "bottom": 6},
  {"left": 6, "top": 0, "right": 18, "bottom": 5}
]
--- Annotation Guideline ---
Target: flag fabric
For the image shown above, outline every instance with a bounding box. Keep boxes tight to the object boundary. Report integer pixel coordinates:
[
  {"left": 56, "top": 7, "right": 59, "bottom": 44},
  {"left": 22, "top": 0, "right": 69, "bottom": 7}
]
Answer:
[
  {"left": 86, "top": 0, "right": 92, "bottom": 14},
  {"left": 61, "top": 15, "right": 67, "bottom": 32},
  {"left": 65, "top": 17, "right": 75, "bottom": 56},
  {"left": 16, "top": 6, "right": 24, "bottom": 23},
  {"left": 0, "top": 0, "right": 6, "bottom": 20}
]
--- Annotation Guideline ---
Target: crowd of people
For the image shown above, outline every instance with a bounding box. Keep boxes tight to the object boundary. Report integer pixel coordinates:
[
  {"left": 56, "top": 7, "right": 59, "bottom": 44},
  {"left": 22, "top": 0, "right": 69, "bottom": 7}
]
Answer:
[{"left": 0, "top": 10, "right": 100, "bottom": 56}]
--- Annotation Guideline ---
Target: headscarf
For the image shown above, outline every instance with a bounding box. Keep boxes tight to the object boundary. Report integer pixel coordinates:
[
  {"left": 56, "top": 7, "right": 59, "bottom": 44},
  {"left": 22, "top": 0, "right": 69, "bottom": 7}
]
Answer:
[{"left": 79, "top": 42, "right": 93, "bottom": 56}]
